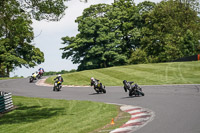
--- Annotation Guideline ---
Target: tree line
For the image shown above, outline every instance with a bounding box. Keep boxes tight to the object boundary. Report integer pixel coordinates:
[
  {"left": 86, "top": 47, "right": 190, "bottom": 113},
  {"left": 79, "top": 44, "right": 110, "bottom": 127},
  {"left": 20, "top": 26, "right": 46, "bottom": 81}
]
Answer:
[
  {"left": 43, "top": 69, "right": 77, "bottom": 76},
  {"left": 61, "top": 0, "right": 200, "bottom": 71}
]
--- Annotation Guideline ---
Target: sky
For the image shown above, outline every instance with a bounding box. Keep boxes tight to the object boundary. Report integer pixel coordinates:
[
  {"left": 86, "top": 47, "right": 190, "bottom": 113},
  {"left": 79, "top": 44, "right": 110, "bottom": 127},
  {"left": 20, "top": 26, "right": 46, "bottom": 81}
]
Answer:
[{"left": 10, "top": 0, "right": 162, "bottom": 77}]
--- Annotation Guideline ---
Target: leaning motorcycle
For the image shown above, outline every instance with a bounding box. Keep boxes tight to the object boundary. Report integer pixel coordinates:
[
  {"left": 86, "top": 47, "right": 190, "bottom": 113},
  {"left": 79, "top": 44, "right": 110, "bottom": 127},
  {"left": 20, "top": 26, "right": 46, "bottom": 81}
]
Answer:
[
  {"left": 123, "top": 80, "right": 144, "bottom": 97},
  {"left": 91, "top": 79, "right": 106, "bottom": 93},
  {"left": 53, "top": 80, "right": 62, "bottom": 91},
  {"left": 29, "top": 74, "right": 37, "bottom": 83}
]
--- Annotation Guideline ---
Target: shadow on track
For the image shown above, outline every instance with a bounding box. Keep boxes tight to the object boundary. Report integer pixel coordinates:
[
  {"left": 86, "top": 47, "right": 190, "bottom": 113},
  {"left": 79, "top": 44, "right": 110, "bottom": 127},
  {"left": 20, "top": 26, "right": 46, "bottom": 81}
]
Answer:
[
  {"left": 121, "top": 96, "right": 143, "bottom": 99},
  {"left": 89, "top": 93, "right": 106, "bottom": 95}
]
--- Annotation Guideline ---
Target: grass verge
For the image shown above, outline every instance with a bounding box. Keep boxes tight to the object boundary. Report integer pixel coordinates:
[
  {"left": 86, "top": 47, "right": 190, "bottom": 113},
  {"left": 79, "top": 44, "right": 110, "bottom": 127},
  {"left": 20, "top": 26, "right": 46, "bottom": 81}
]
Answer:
[
  {"left": 90, "top": 107, "right": 130, "bottom": 133},
  {"left": 0, "top": 96, "right": 130, "bottom": 133},
  {"left": 0, "top": 77, "right": 23, "bottom": 80},
  {"left": 46, "top": 61, "right": 200, "bottom": 86}
]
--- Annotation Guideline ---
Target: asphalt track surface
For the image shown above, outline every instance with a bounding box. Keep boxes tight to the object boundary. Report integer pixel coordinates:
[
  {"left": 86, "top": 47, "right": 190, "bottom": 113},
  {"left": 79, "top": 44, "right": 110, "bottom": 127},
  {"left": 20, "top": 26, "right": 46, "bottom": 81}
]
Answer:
[{"left": 1, "top": 78, "right": 200, "bottom": 133}]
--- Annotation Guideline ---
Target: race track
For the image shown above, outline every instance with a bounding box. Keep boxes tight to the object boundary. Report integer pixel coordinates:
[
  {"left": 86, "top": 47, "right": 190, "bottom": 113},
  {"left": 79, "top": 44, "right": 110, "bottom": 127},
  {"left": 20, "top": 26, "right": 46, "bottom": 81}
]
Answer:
[{"left": 1, "top": 78, "right": 200, "bottom": 133}]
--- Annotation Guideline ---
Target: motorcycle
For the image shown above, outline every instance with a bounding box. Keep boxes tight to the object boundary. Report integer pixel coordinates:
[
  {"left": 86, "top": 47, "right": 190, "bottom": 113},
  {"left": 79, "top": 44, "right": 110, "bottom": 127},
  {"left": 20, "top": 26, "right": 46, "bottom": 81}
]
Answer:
[
  {"left": 37, "top": 71, "right": 43, "bottom": 79},
  {"left": 29, "top": 73, "right": 37, "bottom": 83},
  {"left": 123, "top": 80, "right": 144, "bottom": 97},
  {"left": 91, "top": 79, "right": 106, "bottom": 94},
  {"left": 53, "top": 80, "right": 62, "bottom": 91}
]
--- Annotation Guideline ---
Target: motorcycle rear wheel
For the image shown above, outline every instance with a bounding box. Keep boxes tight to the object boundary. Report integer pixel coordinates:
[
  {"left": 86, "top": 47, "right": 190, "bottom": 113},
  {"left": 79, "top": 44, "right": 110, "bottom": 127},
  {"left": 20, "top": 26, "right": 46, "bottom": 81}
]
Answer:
[
  {"left": 129, "top": 90, "right": 133, "bottom": 96},
  {"left": 138, "top": 90, "right": 145, "bottom": 96}
]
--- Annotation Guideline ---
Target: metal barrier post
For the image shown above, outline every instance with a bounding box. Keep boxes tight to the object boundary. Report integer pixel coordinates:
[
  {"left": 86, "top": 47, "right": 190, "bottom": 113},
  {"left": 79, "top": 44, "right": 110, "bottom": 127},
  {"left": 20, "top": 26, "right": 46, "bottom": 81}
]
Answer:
[{"left": 0, "top": 92, "right": 14, "bottom": 113}]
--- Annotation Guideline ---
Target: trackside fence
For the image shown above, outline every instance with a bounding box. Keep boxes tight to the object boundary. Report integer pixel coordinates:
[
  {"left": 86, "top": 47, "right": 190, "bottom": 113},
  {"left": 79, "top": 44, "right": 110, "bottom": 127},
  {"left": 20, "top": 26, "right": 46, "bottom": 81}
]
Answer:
[
  {"left": 174, "top": 54, "right": 200, "bottom": 62},
  {"left": 0, "top": 91, "right": 13, "bottom": 113}
]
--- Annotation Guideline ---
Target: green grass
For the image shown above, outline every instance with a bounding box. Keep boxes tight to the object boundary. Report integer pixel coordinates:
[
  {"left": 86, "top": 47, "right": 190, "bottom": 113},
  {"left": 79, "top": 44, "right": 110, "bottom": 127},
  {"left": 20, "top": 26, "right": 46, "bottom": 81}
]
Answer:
[
  {"left": 46, "top": 61, "right": 200, "bottom": 86},
  {"left": 0, "top": 96, "right": 129, "bottom": 133},
  {"left": 0, "top": 77, "right": 23, "bottom": 80}
]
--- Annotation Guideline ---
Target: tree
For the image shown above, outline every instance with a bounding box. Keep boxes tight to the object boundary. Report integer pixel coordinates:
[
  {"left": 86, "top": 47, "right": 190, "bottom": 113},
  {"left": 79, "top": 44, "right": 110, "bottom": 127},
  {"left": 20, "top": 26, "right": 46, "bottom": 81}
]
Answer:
[
  {"left": 0, "top": 0, "right": 68, "bottom": 21},
  {"left": 0, "top": 0, "right": 45, "bottom": 76},
  {"left": 176, "top": 0, "right": 200, "bottom": 14},
  {"left": 61, "top": 4, "right": 128, "bottom": 71},
  {"left": 110, "top": 0, "right": 139, "bottom": 58},
  {"left": 128, "top": 48, "right": 148, "bottom": 64},
  {"left": 140, "top": 0, "right": 200, "bottom": 62},
  {"left": 61, "top": 0, "right": 145, "bottom": 70},
  {"left": 127, "top": 1, "right": 156, "bottom": 64},
  {"left": 0, "top": 0, "right": 70, "bottom": 76},
  {"left": 61, "top": 0, "right": 200, "bottom": 69}
]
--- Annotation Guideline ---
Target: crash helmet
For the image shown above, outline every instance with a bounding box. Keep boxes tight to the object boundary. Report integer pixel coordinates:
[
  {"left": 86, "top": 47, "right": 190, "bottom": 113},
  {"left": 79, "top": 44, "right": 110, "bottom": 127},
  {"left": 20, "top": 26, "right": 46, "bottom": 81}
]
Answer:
[
  {"left": 91, "top": 77, "right": 94, "bottom": 81},
  {"left": 58, "top": 74, "right": 61, "bottom": 77},
  {"left": 123, "top": 80, "right": 127, "bottom": 84},
  {"left": 123, "top": 80, "right": 130, "bottom": 89}
]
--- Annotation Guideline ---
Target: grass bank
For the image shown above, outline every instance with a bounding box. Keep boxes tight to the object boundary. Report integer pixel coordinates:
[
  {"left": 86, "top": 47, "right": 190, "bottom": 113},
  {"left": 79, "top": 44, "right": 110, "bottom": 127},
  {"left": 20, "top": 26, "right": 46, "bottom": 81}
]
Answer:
[
  {"left": 46, "top": 61, "right": 200, "bottom": 86},
  {"left": 0, "top": 96, "right": 129, "bottom": 133}
]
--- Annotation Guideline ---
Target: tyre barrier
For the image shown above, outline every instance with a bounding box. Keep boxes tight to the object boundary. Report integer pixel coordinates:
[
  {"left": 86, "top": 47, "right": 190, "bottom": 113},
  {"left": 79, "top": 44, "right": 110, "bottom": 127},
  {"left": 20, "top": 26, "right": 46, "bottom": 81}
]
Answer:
[{"left": 0, "top": 91, "right": 14, "bottom": 113}]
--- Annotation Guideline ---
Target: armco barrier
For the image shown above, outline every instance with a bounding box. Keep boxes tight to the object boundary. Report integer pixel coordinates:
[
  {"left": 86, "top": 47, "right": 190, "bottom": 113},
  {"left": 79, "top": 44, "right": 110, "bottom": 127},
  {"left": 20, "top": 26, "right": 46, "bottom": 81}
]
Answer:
[
  {"left": 0, "top": 92, "right": 13, "bottom": 113},
  {"left": 174, "top": 54, "right": 200, "bottom": 62}
]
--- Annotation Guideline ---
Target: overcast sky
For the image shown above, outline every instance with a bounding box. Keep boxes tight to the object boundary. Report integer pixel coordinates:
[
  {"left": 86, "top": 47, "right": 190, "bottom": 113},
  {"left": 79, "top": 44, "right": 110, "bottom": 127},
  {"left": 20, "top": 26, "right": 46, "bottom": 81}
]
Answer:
[{"left": 11, "top": 0, "right": 162, "bottom": 77}]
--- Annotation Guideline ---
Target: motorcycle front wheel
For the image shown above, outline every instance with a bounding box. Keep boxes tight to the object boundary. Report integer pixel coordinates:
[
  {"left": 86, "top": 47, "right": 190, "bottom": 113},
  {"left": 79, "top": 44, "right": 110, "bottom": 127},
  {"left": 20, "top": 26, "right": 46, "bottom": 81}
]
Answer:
[
  {"left": 53, "top": 86, "right": 56, "bottom": 91},
  {"left": 58, "top": 85, "right": 62, "bottom": 91},
  {"left": 29, "top": 77, "right": 33, "bottom": 83},
  {"left": 137, "top": 90, "right": 145, "bottom": 96},
  {"left": 94, "top": 88, "right": 99, "bottom": 93}
]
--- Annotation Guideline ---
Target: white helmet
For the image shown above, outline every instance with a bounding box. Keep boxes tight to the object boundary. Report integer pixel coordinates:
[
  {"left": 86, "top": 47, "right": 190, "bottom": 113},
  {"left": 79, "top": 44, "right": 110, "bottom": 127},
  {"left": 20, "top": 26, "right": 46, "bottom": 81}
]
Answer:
[
  {"left": 91, "top": 77, "right": 94, "bottom": 81},
  {"left": 58, "top": 74, "right": 61, "bottom": 77}
]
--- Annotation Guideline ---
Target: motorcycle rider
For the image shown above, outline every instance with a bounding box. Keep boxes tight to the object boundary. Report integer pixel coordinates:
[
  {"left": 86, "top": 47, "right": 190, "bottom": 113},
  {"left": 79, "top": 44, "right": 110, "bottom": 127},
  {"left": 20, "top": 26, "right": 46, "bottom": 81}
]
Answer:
[
  {"left": 123, "top": 80, "right": 134, "bottom": 92},
  {"left": 54, "top": 74, "right": 64, "bottom": 85},
  {"left": 38, "top": 67, "right": 44, "bottom": 73},
  {"left": 90, "top": 77, "right": 106, "bottom": 93},
  {"left": 38, "top": 67, "right": 44, "bottom": 76},
  {"left": 123, "top": 80, "right": 144, "bottom": 96},
  {"left": 90, "top": 77, "right": 95, "bottom": 86},
  {"left": 90, "top": 77, "right": 101, "bottom": 86},
  {"left": 90, "top": 77, "right": 104, "bottom": 89}
]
